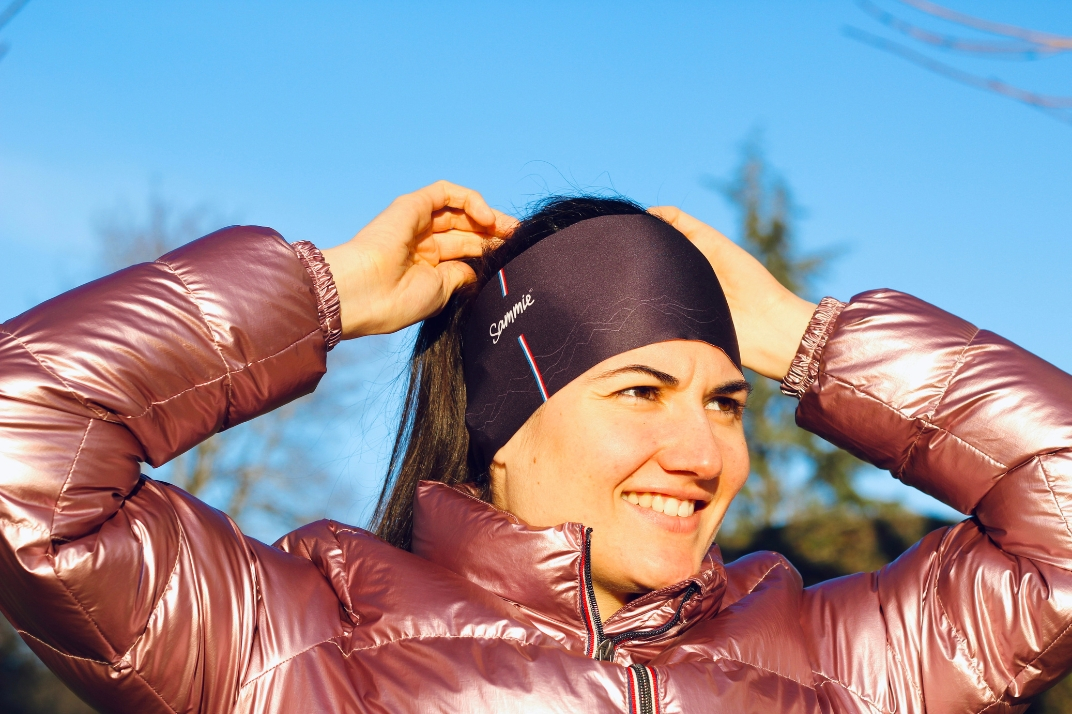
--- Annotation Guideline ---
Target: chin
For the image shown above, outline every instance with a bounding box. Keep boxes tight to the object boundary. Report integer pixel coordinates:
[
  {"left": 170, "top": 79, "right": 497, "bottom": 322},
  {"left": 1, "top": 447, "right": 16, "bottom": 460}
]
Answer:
[{"left": 630, "top": 550, "right": 702, "bottom": 592}]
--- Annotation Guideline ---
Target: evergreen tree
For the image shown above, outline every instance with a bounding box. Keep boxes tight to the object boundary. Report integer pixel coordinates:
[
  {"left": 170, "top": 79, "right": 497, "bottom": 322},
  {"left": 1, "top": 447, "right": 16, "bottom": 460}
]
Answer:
[
  {"left": 711, "top": 143, "right": 1070, "bottom": 711},
  {"left": 714, "top": 141, "right": 876, "bottom": 544}
]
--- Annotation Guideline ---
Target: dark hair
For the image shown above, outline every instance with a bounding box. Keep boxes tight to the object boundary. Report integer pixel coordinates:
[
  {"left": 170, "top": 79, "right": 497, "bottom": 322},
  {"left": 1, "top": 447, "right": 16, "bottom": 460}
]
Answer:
[{"left": 372, "top": 195, "right": 651, "bottom": 550}]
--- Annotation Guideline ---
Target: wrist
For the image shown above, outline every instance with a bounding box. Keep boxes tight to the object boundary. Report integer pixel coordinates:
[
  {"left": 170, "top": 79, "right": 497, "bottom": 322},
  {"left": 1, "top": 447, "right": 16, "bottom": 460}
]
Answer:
[
  {"left": 774, "top": 295, "right": 819, "bottom": 380},
  {"left": 321, "top": 243, "right": 374, "bottom": 340},
  {"left": 745, "top": 294, "right": 816, "bottom": 382}
]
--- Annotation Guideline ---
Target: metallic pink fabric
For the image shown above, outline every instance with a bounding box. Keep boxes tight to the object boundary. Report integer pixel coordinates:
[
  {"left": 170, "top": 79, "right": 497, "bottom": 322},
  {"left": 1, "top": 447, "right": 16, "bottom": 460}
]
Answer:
[
  {"left": 1, "top": 228, "right": 1070, "bottom": 713},
  {"left": 781, "top": 296, "right": 845, "bottom": 399},
  {"left": 291, "top": 239, "right": 342, "bottom": 351}
]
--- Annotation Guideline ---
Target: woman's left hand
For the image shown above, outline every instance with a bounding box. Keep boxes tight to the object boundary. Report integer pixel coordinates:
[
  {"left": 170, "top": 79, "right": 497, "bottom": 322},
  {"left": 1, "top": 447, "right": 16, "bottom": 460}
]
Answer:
[
  {"left": 323, "top": 181, "right": 517, "bottom": 339},
  {"left": 649, "top": 206, "right": 816, "bottom": 381}
]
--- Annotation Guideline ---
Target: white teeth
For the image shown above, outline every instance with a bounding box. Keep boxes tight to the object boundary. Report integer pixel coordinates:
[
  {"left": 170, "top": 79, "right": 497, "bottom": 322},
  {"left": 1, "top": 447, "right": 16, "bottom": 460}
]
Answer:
[{"left": 621, "top": 492, "right": 696, "bottom": 518}]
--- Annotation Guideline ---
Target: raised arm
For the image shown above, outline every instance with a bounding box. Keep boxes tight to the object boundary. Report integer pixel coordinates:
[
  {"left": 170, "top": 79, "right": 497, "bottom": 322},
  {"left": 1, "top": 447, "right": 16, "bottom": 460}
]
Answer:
[
  {"left": 0, "top": 227, "right": 344, "bottom": 712},
  {"left": 796, "top": 291, "right": 1072, "bottom": 712},
  {"left": 0, "top": 182, "right": 513, "bottom": 712},
  {"left": 654, "top": 206, "right": 1072, "bottom": 712}
]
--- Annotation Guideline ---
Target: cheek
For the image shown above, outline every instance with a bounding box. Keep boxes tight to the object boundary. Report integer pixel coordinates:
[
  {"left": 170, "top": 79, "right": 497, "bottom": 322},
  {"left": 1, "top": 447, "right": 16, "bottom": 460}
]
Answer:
[
  {"left": 530, "top": 407, "right": 660, "bottom": 524},
  {"left": 507, "top": 405, "right": 653, "bottom": 525},
  {"left": 716, "top": 429, "right": 750, "bottom": 499},
  {"left": 567, "top": 409, "right": 660, "bottom": 481}
]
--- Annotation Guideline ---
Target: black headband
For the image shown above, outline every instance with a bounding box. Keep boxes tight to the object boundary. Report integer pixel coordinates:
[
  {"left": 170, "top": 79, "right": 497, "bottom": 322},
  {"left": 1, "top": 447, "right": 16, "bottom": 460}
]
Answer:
[{"left": 462, "top": 213, "right": 740, "bottom": 470}]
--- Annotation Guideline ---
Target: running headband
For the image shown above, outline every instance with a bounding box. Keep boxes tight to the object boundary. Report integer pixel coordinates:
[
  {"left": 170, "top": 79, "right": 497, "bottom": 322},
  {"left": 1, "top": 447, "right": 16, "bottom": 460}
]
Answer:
[{"left": 462, "top": 213, "right": 740, "bottom": 470}]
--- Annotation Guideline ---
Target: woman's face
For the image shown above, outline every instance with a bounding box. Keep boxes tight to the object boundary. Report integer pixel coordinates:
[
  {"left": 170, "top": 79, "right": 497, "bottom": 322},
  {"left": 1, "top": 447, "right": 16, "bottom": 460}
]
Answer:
[{"left": 490, "top": 340, "right": 750, "bottom": 613}]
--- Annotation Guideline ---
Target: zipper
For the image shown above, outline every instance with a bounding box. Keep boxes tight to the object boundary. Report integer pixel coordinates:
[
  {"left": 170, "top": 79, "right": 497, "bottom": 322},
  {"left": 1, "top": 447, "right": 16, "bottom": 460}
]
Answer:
[
  {"left": 579, "top": 527, "right": 605, "bottom": 658},
  {"left": 627, "top": 664, "right": 658, "bottom": 714},
  {"left": 579, "top": 527, "right": 700, "bottom": 662},
  {"left": 581, "top": 528, "right": 684, "bottom": 713}
]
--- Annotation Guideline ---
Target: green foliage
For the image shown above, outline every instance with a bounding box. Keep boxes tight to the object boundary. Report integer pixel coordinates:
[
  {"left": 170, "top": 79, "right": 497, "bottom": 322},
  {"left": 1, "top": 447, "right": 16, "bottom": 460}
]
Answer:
[
  {"left": 1032, "top": 675, "right": 1072, "bottom": 714},
  {"left": 720, "top": 505, "right": 950, "bottom": 586}
]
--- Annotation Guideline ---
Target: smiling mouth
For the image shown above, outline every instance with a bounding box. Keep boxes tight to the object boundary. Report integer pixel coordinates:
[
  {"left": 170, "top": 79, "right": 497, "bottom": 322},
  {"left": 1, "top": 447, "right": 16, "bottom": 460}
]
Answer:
[{"left": 621, "top": 491, "right": 697, "bottom": 518}]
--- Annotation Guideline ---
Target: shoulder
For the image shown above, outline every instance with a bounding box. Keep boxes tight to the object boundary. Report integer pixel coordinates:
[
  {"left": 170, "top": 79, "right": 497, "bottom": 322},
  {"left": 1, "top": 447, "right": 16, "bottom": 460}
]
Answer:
[
  {"left": 274, "top": 520, "right": 552, "bottom": 645},
  {"left": 721, "top": 550, "right": 803, "bottom": 609}
]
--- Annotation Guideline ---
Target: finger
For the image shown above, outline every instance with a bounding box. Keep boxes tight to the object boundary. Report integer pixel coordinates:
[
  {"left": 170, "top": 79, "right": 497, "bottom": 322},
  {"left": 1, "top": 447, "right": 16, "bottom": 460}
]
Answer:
[
  {"left": 491, "top": 208, "right": 520, "bottom": 237},
  {"left": 426, "top": 229, "right": 495, "bottom": 262},
  {"left": 417, "top": 180, "right": 497, "bottom": 228},
  {"left": 390, "top": 181, "right": 497, "bottom": 243},
  {"left": 430, "top": 208, "right": 498, "bottom": 235},
  {"left": 428, "top": 206, "right": 519, "bottom": 239},
  {"left": 436, "top": 260, "right": 478, "bottom": 299}
]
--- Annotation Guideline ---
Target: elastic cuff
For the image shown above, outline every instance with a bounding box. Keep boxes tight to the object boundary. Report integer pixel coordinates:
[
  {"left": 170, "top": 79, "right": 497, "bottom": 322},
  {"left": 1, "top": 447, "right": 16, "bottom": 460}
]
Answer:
[
  {"left": 292, "top": 241, "right": 343, "bottom": 351},
  {"left": 780, "top": 297, "right": 846, "bottom": 399}
]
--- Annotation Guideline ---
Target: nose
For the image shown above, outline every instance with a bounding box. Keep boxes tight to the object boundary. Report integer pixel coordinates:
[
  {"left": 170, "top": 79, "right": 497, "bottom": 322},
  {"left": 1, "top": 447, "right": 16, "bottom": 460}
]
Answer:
[{"left": 652, "top": 405, "right": 724, "bottom": 482}]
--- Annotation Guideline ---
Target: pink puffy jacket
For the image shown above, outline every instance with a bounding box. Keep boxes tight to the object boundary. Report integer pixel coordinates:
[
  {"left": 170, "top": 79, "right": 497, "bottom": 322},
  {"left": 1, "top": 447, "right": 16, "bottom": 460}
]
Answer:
[{"left": 1, "top": 227, "right": 1071, "bottom": 713}]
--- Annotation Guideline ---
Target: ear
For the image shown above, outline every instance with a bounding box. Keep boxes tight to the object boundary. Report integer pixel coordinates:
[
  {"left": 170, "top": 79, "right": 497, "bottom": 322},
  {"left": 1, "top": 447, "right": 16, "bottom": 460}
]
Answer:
[
  {"left": 487, "top": 404, "right": 544, "bottom": 510},
  {"left": 488, "top": 454, "right": 508, "bottom": 509}
]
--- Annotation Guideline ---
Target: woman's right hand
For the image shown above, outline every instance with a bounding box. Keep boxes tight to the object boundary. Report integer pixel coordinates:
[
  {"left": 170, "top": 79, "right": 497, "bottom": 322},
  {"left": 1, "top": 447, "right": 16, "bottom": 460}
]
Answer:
[{"left": 323, "top": 181, "right": 517, "bottom": 339}]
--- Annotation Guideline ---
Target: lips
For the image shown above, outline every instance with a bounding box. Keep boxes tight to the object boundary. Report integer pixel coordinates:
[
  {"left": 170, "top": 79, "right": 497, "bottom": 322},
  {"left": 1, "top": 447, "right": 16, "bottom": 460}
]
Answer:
[{"left": 621, "top": 491, "right": 696, "bottom": 518}]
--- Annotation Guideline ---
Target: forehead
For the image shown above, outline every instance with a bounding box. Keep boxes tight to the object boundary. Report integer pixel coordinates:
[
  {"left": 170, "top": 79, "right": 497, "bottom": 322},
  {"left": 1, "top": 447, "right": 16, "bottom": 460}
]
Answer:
[{"left": 583, "top": 340, "right": 743, "bottom": 384}]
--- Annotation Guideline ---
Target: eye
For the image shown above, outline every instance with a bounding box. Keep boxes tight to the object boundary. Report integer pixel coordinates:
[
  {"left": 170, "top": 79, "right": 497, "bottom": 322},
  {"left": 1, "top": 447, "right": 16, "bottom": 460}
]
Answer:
[
  {"left": 618, "top": 386, "right": 660, "bottom": 402},
  {"left": 706, "top": 397, "right": 745, "bottom": 417}
]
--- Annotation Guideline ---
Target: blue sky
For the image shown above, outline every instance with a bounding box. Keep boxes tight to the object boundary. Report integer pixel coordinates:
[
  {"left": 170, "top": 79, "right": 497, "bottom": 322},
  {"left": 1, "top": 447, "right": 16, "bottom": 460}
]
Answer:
[{"left": 1, "top": 1, "right": 1070, "bottom": 531}]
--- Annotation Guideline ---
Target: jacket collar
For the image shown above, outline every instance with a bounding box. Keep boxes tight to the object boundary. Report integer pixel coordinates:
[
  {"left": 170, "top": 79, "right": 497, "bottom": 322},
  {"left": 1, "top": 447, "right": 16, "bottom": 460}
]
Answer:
[{"left": 411, "top": 481, "right": 727, "bottom": 657}]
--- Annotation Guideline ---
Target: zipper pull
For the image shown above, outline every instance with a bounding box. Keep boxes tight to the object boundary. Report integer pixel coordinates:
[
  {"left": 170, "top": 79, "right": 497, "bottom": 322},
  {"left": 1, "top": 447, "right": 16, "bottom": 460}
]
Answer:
[{"left": 595, "top": 638, "right": 616, "bottom": 661}]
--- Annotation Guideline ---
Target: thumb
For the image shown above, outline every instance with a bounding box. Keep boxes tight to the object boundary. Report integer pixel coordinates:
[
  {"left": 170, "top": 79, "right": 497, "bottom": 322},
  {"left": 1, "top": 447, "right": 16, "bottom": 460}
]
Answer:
[{"left": 435, "top": 260, "right": 478, "bottom": 303}]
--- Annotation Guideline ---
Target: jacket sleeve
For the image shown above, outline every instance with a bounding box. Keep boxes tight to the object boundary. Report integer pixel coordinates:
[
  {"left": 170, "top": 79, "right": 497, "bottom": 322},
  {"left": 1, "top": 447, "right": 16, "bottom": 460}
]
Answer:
[
  {"left": 0, "top": 228, "right": 337, "bottom": 713},
  {"left": 795, "top": 290, "right": 1072, "bottom": 714}
]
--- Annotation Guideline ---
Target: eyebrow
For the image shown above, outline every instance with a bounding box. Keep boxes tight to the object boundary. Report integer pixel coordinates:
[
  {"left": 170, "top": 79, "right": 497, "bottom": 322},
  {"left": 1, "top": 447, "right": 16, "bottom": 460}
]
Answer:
[
  {"left": 593, "top": 364, "right": 679, "bottom": 386},
  {"left": 708, "top": 379, "right": 753, "bottom": 400},
  {"left": 592, "top": 365, "right": 753, "bottom": 398}
]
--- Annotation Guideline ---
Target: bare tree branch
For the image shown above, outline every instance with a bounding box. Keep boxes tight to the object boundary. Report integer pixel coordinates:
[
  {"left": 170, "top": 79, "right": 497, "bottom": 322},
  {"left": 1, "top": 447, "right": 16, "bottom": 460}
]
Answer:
[
  {"left": 0, "top": 0, "right": 29, "bottom": 64},
  {"left": 0, "top": 0, "right": 29, "bottom": 33},
  {"left": 897, "top": 0, "right": 1072, "bottom": 49},
  {"left": 845, "top": 27, "right": 1072, "bottom": 124},
  {"left": 849, "top": 1, "right": 1072, "bottom": 125},
  {"left": 857, "top": 0, "right": 1066, "bottom": 58}
]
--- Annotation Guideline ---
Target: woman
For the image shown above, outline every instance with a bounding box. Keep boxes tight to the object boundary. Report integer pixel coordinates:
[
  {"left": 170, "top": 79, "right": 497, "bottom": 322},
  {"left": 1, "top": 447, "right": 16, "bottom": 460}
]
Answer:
[{"left": 0, "top": 181, "right": 1069, "bottom": 713}]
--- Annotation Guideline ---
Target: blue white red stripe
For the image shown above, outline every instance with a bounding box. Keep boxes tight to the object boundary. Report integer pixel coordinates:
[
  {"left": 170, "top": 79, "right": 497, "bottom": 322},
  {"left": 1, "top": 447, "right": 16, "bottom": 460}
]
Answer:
[
  {"left": 498, "top": 269, "right": 509, "bottom": 297},
  {"left": 627, "top": 667, "right": 641, "bottom": 712},
  {"left": 517, "top": 334, "right": 548, "bottom": 401},
  {"left": 627, "top": 665, "right": 660, "bottom": 714}
]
